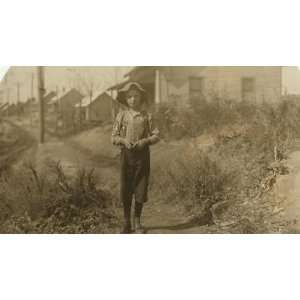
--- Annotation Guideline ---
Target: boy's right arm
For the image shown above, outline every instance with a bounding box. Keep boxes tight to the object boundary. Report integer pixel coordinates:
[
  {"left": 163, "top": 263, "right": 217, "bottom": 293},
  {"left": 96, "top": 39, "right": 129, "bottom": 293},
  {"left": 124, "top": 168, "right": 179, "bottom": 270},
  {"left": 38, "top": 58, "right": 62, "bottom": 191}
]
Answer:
[
  {"left": 111, "top": 111, "right": 133, "bottom": 149},
  {"left": 111, "top": 111, "right": 124, "bottom": 146}
]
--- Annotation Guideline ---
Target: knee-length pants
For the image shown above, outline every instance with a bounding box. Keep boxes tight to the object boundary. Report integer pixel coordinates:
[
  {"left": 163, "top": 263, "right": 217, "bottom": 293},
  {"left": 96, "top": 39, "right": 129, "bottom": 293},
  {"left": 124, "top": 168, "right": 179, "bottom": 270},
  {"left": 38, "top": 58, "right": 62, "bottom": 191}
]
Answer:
[{"left": 120, "top": 147, "right": 150, "bottom": 205}]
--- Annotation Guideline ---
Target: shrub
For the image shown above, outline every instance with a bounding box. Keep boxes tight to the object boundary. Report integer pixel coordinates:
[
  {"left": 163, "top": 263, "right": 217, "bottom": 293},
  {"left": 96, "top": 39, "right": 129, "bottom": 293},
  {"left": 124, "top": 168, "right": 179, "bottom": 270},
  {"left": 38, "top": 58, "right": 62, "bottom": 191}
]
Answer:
[
  {"left": 0, "top": 161, "right": 119, "bottom": 233},
  {"left": 153, "top": 96, "right": 300, "bottom": 232},
  {"left": 154, "top": 149, "right": 237, "bottom": 225},
  {"left": 156, "top": 95, "right": 300, "bottom": 143}
]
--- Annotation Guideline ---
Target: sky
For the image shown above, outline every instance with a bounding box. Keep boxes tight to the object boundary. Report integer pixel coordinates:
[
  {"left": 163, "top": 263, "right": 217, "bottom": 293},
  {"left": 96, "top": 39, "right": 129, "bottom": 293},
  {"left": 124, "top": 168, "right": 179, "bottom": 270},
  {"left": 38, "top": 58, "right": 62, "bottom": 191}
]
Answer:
[{"left": 0, "top": 66, "right": 132, "bottom": 103}]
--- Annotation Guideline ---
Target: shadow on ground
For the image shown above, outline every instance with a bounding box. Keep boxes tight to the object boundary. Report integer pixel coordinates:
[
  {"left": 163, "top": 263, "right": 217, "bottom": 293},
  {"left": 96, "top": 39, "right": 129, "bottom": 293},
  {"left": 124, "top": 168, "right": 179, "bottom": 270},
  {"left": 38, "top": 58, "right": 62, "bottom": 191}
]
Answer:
[{"left": 145, "top": 218, "right": 213, "bottom": 233}]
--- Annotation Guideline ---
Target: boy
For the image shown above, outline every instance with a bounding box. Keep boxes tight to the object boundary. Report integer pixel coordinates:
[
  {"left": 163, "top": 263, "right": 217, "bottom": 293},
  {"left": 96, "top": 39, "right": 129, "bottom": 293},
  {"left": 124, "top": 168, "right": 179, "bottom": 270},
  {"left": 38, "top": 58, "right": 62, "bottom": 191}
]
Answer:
[{"left": 111, "top": 82, "right": 159, "bottom": 233}]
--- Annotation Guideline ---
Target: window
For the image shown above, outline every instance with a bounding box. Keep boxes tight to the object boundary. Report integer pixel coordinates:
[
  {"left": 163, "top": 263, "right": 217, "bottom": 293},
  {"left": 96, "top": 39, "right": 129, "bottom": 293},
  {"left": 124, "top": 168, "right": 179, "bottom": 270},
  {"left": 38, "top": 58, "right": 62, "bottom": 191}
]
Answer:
[
  {"left": 241, "top": 77, "right": 255, "bottom": 100},
  {"left": 189, "top": 77, "right": 204, "bottom": 100}
]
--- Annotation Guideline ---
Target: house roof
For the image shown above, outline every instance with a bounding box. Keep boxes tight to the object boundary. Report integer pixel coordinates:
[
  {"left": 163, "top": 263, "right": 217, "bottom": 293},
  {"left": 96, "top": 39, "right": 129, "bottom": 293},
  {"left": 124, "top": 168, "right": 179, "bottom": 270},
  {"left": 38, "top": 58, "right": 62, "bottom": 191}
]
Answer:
[
  {"left": 44, "top": 91, "right": 53, "bottom": 98},
  {"left": 0, "top": 102, "right": 8, "bottom": 111},
  {"left": 48, "top": 88, "right": 82, "bottom": 104},
  {"left": 106, "top": 79, "right": 130, "bottom": 91},
  {"left": 124, "top": 67, "right": 142, "bottom": 77},
  {"left": 74, "top": 90, "right": 112, "bottom": 108},
  {"left": 124, "top": 66, "right": 159, "bottom": 77},
  {"left": 106, "top": 68, "right": 158, "bottom": 91},
  {"left": 44, "top": 91, "right": 56, "bottom": 102},
  {"left": 48, "top": 97, "right": 59, "bottom": 104}
]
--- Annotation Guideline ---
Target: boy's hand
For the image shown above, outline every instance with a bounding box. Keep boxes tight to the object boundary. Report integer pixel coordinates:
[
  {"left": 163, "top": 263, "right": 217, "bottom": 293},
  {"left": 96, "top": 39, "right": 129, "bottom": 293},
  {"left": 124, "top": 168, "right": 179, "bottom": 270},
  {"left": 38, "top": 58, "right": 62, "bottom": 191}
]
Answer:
[
  {"left": 133, "top": 139, "right": 148, "bottom": 150},
  {"left": 121, "top": 138, "right": 134, "bottom": 149}
]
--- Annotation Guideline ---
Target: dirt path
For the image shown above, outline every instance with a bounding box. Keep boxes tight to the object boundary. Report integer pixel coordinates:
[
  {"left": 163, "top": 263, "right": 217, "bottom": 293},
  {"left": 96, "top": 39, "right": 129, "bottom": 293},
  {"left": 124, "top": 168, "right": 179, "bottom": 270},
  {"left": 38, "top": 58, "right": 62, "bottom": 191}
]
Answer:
[
  {"left": 35, "top": 140, "right": 199, "bottom": 233},
  {"left": 0, "top": 120, "right": 37, "bottom": 173},
  {"left": 23, "top": 127, "right": 300, "bottom": 234},
  {"left": 9, "top": 118, "right": 215, "bottom": 233},
  {"left": 14, "top": 123, "right": 300, "bottom": 234},
  {"left": 35, "top": 137, "right": 192, "bottom": 233}
]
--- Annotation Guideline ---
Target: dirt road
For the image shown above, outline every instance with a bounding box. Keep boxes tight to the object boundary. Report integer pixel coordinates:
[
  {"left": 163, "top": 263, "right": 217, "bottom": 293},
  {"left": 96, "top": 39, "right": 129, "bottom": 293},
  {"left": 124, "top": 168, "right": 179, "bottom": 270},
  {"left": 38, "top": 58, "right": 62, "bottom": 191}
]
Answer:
[
  {"left": 10, "top": 119, "right": 300, "bottom": 234},
  {"left": 11, "top": 118, "right": 294, "bottom": 234},
  {"left": 5, "top": 117, "right": 223, "bottom": 233},
  {"left": 7, "top": 120, "right": 197, "bottom": 233},
  {"left": 34, "top": 137, "right": 197, "bottom": 233},
  {"left": 0, "top": 120, "right": 36, "bottom": 173}
]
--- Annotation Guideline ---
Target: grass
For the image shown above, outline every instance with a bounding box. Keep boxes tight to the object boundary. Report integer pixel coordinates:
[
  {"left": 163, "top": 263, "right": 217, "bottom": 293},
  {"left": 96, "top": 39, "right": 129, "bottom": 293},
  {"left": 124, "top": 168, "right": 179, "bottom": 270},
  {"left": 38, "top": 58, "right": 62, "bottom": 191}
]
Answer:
[
  {"left": 1, "top": 95, "right": 300, "bottom": 233},
  {"left": 152, "top": 96, "right": 300, "bottom": 233},
  {"left": 0, "top": 161, "right": 119, "bottom": 233}
]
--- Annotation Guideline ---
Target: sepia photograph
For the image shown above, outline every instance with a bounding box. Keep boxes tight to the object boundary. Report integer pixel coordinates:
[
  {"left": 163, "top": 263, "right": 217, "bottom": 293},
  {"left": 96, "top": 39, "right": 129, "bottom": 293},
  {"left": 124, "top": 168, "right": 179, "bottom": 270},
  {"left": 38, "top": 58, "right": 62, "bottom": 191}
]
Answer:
[
  {"left": 3, "top": 0, "right": 300, "bottom": 299},
  {"left": 0, "top": 66, "right": 300, "bottom": 234}
]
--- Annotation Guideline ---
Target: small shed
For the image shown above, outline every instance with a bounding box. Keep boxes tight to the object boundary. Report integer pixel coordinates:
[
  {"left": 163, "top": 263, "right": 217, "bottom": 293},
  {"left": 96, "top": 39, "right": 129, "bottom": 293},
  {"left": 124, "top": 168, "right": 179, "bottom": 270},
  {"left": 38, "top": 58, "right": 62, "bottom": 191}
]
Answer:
[
  {"left": 75, "top": 90, "right": 114, "bottom": 123},
  {"left": 48, "top": 88, "right": 84, "bottom": 130},
  {"left": 0, "top": 102, "right": 9, "bottom": 116},
  {"left": 44, "top": 91, "right": 56, "bottom": 106}
]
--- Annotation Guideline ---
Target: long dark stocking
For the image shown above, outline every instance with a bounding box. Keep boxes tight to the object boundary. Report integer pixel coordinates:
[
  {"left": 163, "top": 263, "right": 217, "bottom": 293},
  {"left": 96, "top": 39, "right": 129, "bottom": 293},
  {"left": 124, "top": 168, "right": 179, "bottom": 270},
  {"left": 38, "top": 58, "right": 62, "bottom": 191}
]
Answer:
[{"left": 134, "top": 201, "right": 143, "bottom": 219}]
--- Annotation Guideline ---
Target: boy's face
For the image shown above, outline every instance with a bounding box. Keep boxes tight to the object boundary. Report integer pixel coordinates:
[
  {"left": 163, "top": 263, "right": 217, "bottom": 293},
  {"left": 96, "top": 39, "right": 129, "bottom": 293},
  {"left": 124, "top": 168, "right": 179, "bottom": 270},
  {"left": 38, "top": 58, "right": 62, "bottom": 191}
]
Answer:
[{"left": 126, "top": 88, "right": 142, "bottom": 109}]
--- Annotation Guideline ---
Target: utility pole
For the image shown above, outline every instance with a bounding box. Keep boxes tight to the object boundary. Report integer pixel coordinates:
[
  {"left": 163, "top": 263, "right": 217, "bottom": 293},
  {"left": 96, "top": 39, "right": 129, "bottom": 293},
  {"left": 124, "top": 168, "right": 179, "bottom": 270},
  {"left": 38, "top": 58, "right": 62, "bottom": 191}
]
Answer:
[
  {"left": 31, "top": 72, "right": 34, "bottom": 99},
  {"left": 17, "top": 82, "right": 20, "bottom": 102},
  {"left": 17, "top": 81, "right": 20, "bottom": 119},
  {"left": 111, "top": 67, "right": 118, "bottom": 120},
  {"left": 88, "top": 82, "right": 93, "bottom": 121},
  {"left": 6, "top": 88, "right": 10, "bottom": 117},
  {"left": 37, "top": 66, "right": 45, "bottom": 144},
  {"left": 30, "top": 72, "right": 34, "bottom": 126}
]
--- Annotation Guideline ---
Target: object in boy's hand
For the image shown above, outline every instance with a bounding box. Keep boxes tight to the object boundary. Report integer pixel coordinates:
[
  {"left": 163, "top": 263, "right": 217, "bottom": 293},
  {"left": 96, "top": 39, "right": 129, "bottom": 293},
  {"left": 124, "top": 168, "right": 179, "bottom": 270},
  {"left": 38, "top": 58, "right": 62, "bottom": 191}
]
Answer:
[
  {"left": 132, "top": 139, "right": 148, "bottom": 151},
  {"left": 122, "top": 138, "right": 134, "bottom": 149}
]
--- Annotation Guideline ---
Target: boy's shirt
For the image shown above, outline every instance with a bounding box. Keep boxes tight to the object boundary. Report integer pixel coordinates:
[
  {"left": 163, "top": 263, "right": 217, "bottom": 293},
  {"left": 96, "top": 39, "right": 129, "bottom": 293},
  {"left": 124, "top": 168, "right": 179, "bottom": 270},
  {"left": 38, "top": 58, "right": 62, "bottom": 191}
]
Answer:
[{"left": 111, "top": 110, "right": 159, "bottom": 146}]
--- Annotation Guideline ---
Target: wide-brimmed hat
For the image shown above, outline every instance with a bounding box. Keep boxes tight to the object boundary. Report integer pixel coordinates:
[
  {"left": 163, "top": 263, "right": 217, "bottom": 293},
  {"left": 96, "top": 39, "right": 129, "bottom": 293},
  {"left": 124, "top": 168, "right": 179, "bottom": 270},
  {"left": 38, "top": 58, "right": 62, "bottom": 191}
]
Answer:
[{"left": 116, "top": 82, "right": 148, "bottom": 106}]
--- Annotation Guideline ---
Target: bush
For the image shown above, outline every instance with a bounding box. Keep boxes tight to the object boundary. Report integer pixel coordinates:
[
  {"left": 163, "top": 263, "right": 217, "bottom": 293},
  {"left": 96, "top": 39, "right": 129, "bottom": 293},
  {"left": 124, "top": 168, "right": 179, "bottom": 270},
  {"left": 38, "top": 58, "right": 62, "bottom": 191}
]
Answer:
[
  {"left": 155, "top": 149, "right": 236, "bottom": 225},
  {"left": 0, "top": 161, "right": 119, "bottom": 233},
  {"left": 153, "top": 96, "right": 300, "bottom": 232},
  {"left": 156, "top": 95, "right": 300, "bottom": 144}
]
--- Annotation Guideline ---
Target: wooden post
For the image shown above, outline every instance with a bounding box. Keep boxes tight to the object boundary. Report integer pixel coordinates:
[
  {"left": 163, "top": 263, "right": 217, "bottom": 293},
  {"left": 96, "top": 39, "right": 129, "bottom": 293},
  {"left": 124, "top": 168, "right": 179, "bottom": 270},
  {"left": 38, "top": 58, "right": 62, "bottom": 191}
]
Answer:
[
  {"left": 31, "top": 72, "right": 34, "bottom": 99},
  {"left": 110, "top": 89, "right": 118, "bottom": 121},
  {"left": 30, "top": 73, "right": 34, "bottom": 126},
  {"left": 37, "top": 66, "right": 45, "bottom": 144},
  {"left": 55, "top": 85, "right": 59, "bottom": 132},
  {"left": 17, "top": 82, "right": 20, "bottom": 119},
  {"left": 6, "top": 88, "right": 10, "bottom": 117},
  {"left": 155, "top": 69, "right": 161, "bottom": 105},
  {"left": 109, "top": 67, "right": 119, "bottom": 121},
  {"left": 79, "top": 95, "right": 82, "bottom": 129},
  {"left": 88, "top": 86, "right": 93, "bottom": 122}
]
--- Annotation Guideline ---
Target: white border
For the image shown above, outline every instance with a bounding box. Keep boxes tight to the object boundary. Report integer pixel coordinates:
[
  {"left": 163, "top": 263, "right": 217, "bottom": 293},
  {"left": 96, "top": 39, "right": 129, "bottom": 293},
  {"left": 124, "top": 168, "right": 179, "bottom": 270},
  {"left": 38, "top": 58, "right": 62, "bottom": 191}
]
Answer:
[
  {"left": 0, "top": 235, "right": 299, "bottom": 300},
  {"left": 1, "top": 1, "right": 300, "bottom": 299},
  {"left": 0, "top": 0, "right": 300, "bottom": 65}
]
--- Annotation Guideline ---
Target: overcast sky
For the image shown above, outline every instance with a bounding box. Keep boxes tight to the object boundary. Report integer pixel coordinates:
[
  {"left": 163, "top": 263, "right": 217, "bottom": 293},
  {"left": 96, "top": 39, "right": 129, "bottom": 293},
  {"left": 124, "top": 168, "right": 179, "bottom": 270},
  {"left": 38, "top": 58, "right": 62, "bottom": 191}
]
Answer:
[{"left": 0, "top": 66, "right": 132, "bottom": 103}]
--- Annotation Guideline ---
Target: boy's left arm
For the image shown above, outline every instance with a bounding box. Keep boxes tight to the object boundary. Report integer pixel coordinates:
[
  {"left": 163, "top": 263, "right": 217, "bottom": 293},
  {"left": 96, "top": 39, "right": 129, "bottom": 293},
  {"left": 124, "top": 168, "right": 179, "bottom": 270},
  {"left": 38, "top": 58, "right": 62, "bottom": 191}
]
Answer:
[
  {"left": 146, "top": 113, "right": 160, "bottom": 145},
  {"left": 135, "top": 114, "right": 160, "bottom": 150}
]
